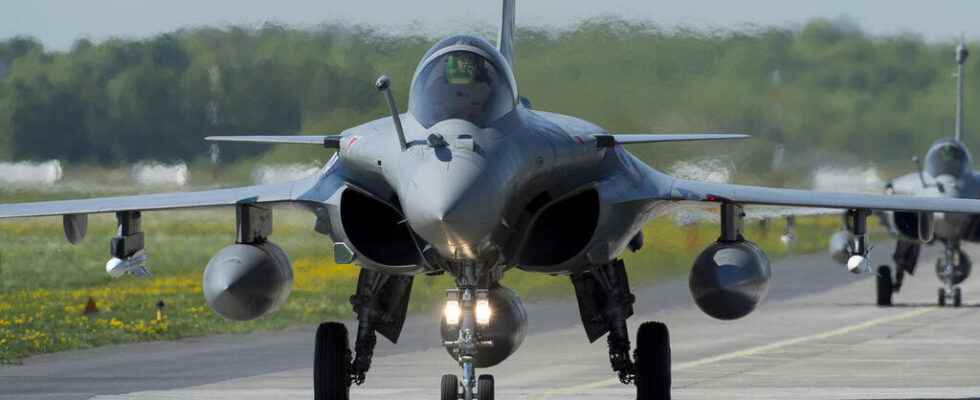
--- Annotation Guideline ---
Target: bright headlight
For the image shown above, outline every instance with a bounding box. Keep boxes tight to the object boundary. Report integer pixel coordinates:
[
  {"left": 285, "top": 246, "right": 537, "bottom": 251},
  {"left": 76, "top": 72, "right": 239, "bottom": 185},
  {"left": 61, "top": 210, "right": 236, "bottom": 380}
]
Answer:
[
  {"left": 475, "top": 299, "right": 491, "bottom": 325},
  {"left": 444, "top": 300, "right": 461, "bottom": 325}
]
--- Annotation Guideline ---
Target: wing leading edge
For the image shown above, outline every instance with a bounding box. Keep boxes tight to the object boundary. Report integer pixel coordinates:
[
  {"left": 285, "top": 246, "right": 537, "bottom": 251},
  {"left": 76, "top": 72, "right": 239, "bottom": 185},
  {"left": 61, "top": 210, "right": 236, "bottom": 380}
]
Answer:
[
  {"left": 598, "top": 133, "right": 749, "bottom": 146},
  {"left": 0, "top": 177, "right": 320, "bottom": 219},
  {"left": 670, "top": 178, "right": 980, "bottom": 214},
  {"left": 205, "top": 135, "right": 341, "bottom": 148}
]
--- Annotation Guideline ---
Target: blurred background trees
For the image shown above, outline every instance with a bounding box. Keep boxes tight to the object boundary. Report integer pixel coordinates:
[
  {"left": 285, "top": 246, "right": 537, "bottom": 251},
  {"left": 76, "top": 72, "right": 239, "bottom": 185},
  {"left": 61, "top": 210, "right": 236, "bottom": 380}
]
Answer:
[{"left": 0, "top": 18, "right": 973, "bottom": 181}]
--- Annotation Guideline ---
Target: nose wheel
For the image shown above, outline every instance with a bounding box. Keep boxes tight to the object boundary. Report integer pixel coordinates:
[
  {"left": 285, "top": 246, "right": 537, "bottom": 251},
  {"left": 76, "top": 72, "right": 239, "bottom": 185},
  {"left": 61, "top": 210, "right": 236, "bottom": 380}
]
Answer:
[
  {"left": 441, "top": 374, "right": 459, "bottom": 400},
  {"left": 939, "top": 287, "right": 963, "bottom": 307},
  {"left": 440, "top": 373, "right": 494, "bottom": 399}
]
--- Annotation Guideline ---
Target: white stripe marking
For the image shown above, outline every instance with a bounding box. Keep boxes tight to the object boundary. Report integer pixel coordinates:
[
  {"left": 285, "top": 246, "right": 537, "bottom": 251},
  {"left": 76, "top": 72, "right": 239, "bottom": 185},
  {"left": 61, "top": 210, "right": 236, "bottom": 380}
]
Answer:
[{"left": 530, "top": 308, "right": 934, "bottom": 399}]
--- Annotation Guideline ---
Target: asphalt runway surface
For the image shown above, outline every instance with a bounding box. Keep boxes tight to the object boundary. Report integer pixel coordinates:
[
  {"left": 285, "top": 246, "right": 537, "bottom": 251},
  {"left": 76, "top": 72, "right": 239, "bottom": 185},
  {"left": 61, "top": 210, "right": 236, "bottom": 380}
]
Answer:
[{"left": 3, "top": 242, "right": 980, "bottom": 399}]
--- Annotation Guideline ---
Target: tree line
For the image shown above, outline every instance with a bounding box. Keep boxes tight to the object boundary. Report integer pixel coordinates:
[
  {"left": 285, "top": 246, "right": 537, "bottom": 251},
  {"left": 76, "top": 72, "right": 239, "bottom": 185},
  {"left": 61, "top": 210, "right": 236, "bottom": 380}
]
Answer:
[{"left": 0, "top": 19, "right": 975, "bottom": 177}]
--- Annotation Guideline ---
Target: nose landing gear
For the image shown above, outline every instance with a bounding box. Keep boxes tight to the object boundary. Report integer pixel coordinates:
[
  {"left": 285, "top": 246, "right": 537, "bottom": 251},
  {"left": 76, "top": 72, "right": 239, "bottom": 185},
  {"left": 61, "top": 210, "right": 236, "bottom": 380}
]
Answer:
[
  {"left": 442, "top": 287, "right": 495, "bottom": 400},
  {"left": 936, "top": 242, "right": 969, "bottom": 307}
]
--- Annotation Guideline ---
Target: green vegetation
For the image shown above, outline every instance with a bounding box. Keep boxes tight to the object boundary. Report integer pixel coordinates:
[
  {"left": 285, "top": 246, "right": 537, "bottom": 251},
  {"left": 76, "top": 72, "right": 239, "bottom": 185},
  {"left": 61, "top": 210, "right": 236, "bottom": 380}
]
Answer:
[
  {"left": 0, "top": 208, "right": 846, "bottom": 363},
  {"left": 0, "top": 19, "right": 974, "bottom": 183}
]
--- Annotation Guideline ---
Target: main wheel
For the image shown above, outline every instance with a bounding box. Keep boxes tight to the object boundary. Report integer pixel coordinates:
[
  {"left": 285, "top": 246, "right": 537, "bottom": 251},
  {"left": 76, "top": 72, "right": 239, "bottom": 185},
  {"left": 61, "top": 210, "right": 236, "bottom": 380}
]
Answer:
[
  {"left": 876, "top": 265, "right": 893, "bottom": 306},
  {"left": 634, "top": 321, "right": 671, "bottom": 400},
  {"left": 314, "top": 322, "right": 351, "bottom": 400},
  {"left": 954, "top": 287, "right": 963, "bottom": 307},
  {"left": 939, "top": 288, "right": 947, "bottom": 307},
  {"left": 478, "top": 374, "right": 494, "bottom": 400},
  {"left": 441, "top": 374, "right": 459, "bottom": 400}
]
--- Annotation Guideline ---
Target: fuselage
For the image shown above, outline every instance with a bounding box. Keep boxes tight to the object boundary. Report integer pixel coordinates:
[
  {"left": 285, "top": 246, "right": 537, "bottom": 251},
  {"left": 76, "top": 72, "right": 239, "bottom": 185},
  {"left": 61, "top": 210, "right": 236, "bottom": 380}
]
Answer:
[
  {"left": 333, "top": 105, "right": 666, "bottom": 274},
  {"left": 888, "top": 138, "right": 980, "bottom": 242},
  {"left": 315, "top": 34, "right": 672, "bottom": 276}
]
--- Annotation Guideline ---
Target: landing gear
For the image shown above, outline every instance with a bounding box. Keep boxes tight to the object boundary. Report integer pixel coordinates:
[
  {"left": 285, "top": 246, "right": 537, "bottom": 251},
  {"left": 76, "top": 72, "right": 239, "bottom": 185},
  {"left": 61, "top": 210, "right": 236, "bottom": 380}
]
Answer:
[
  {"left": 477, "top": 375, "right": 495, "bottom": 400},
  {"left": 314, "top": 322, "right": 351, "bottom": 400},
  {"left": 439, "top": 372, "right": 494, "bottom": 400},
  {"left": 937, "top": 282, "right": 962, "bottom": 308},
  {"left": 876, "top": 265, "right": 893, "bottom": 306},
  {"left": 441, "top": 374, "right": 460, "bottom": 400},
  {"left": 441, "top": 264, "right": 496, "bottom": 400},
  {"left": 892, "top": 239, "right": 921, "bottom": 293},
  {"left": 570, "top": 260, "right": 637, "bottom": 383},
  {"left": 571, "top": 259, "right": 672, "bottom": 399},
  {"left": 935, "top": 241, "right": 969, "bottom": 307},
  {"left": 313, "top": 269, "right": 413, "bottom": 400},
  {"left": 634, "top": 322, "right": 671, "bottom": 400}
]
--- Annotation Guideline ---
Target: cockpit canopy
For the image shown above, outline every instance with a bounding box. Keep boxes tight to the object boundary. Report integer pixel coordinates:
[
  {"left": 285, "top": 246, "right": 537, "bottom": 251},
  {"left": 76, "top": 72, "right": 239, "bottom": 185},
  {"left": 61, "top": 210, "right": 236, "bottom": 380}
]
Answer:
[
  {"left": 925, "top": 140, "right": 972, "bottom": 177},
  {"left": 409, "top": 35, "right": 518, "bottom": 129}
]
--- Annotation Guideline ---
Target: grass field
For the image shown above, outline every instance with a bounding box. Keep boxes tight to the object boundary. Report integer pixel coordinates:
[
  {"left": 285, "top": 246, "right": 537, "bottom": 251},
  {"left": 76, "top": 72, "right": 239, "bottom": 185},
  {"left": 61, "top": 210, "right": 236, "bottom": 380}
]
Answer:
[{"left": 0, "top": 204, "right": 850, "bottom": 364}]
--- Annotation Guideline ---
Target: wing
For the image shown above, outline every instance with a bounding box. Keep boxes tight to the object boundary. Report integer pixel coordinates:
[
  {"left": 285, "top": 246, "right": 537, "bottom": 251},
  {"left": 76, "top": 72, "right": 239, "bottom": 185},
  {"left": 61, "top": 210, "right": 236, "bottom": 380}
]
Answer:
[
  {"left": 0, "top": 159, "right": 346, "bottom": 219},
  {"left": 0, "top": 181, "right": 303, "bottom": 219},
  {"left": 597, "top": 133, "right": 749, "bottom": 145},
  {"left": 206, "top": 135, "right": 341, "bottom": 148},
  {"left": 669, "top": 178, "right": 980, "bottom": 214}
]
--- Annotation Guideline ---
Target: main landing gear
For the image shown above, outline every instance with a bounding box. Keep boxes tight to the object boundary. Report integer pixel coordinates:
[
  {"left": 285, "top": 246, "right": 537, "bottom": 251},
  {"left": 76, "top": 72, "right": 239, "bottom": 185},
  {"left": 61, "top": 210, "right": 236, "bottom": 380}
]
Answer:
[
  {"left": 571, "top": 259, "right": 672, "bottom": 399},
  {"left": 876, "top": 239, "right": 921, "bottom": 307},
  {"left": 313, "top": 269, "right": 413, "bottom": 400}
]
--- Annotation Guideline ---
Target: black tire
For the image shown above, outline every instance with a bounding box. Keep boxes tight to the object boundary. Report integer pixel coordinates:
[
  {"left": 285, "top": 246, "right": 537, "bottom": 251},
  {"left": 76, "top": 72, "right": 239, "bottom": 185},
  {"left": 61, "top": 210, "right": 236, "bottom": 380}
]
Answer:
[
  {"left": 634, "top": 321, "right": 671, "bottom": 400},
  {"left": 478, "top": 374, "right": 494, "bottom": 400},
  {"left": 939, "top": 288, "right": 947, "bottom": 307},
  {"left": 441, "top": 374, "right": 459, "bottom": 400},
  {"left": 954, "top": 287, "right": 963, "bottom": 307},
  {"left": 315, "top": 322, "right": 351, "bottom": 400},
  {"left": 876, "top": 266, "right": 893, "bottom": 306}
]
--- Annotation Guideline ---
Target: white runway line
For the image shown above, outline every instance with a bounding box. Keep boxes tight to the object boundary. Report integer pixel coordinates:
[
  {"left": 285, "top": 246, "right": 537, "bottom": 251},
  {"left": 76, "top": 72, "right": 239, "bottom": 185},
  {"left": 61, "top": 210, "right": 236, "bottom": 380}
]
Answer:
[{"left": 530, "top": 307, "right": 934, "bottom": 400}]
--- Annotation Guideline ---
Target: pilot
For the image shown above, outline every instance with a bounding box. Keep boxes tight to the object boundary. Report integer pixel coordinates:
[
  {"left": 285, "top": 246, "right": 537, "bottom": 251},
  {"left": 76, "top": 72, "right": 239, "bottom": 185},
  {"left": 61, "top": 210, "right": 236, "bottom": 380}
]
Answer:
[
  {"left": 927, "top": 142, "right": 969, "bottom": 177},
  {"left": 443, "top": 52, "right": 492, "bottom": 120},
  {"left": 446, "top": 52, "right": 480, "bottom": 85},
  {"left": 409, "top": 45, "right": 515, "bottom": 128}
]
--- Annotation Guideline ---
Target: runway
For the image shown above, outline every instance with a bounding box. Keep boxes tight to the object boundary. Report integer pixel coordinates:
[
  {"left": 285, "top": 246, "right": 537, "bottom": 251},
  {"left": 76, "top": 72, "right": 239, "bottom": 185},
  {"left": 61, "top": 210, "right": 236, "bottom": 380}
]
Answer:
[{"left": 4, "top": 242, "right": 980, "bottom": 399}]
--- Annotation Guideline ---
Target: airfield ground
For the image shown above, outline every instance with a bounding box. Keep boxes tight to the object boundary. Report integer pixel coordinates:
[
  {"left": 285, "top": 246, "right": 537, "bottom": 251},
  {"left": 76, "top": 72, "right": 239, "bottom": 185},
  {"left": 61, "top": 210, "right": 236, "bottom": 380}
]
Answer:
[
  {"left": 0, "top": 208, "right": 835, "bottom": 363},
  {"left": 3, "top": 242, "right": 979, "bottom": 399}
]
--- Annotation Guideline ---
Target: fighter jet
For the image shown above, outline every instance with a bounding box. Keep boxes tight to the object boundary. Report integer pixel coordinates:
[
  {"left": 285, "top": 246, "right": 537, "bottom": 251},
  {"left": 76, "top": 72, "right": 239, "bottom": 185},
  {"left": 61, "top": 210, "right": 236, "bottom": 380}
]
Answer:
[
  {"left": 4, "top": 2, "right": 980, "bottom": 399},
  {"left": 829, "top": 41, "right": 980, "bottom": 308}
]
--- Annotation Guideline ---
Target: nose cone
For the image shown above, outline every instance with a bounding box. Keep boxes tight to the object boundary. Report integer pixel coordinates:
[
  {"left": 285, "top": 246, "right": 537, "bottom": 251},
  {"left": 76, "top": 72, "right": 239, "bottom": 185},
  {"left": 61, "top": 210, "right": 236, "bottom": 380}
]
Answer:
[{"left": 401, "top": 152, "right": 503, "bottom": 260}]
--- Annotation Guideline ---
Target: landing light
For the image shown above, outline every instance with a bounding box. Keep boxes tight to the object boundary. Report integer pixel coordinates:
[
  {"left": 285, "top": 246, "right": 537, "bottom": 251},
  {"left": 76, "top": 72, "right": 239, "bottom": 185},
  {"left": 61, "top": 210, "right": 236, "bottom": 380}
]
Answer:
[
  {"left": 445, "top": 299, "right": 462, "bottom": 325},
  {"left": 476, "top": 299, "right": 492, "bottom": 325}
]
